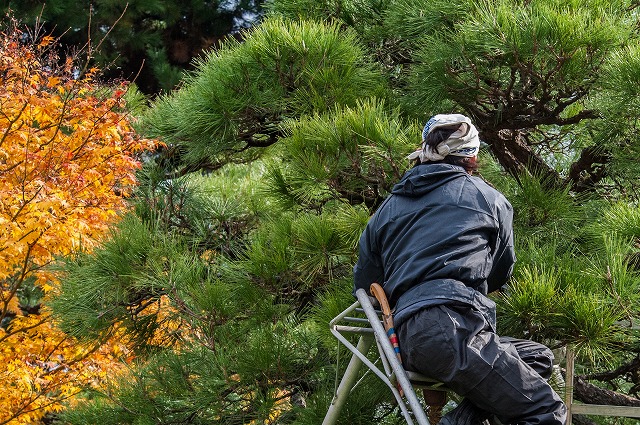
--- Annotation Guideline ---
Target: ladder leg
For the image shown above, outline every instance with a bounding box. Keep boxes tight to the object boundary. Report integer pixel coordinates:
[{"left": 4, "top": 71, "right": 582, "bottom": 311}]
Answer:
[{"left": 322, "top": 334, "right": 375, "bottom": 425}]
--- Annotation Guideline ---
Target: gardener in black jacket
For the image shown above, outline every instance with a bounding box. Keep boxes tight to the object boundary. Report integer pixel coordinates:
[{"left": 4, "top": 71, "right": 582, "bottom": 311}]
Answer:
[{"left": 353, "top": 114, "right": 566, "bottom": 425}]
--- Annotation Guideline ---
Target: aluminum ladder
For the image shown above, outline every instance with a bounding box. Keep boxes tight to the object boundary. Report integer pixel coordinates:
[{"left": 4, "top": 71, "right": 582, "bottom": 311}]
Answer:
[{"left": 322, "top": 288, "right": 448, "bottom": 425}]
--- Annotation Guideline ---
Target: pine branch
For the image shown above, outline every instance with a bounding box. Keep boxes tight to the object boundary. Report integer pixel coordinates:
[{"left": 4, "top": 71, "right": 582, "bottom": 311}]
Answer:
[
  {"left": 604, "top": 265, "right": 634, "bottom": 324},
  {"left": 481, "top": 127, "right": 562, "bottom": 189},
  {"left": 567, "top": 145, "right": 611, "bottom": 193},
  {"left": 574, "top": 375, "right": 640, "bottom": 407},
  {"left": 582, "top": 355, "right": 640, "bottom": 384}
]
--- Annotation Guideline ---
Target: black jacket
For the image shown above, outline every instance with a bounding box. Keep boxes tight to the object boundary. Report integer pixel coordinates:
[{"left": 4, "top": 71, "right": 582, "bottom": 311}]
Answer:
[{"left": 353, "top": 163, "right": 515, "bottom": 329}]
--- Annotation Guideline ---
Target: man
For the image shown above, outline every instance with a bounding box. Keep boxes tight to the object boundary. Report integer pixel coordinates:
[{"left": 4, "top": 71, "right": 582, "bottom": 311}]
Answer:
[{"left": 353, "top": 114, "right": 566, "bottom": 424}]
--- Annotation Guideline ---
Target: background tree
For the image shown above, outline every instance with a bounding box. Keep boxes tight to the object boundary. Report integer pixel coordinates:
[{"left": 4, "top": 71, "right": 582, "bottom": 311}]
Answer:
[
  {"left": 1, "top": 0, "right": 264, "bottom": 94},
  {"left": 50, "top": 0, "right": 640, "bottom": 424},
  {"left": 0, "top": 18, "right": 156, "bottom": 424}
]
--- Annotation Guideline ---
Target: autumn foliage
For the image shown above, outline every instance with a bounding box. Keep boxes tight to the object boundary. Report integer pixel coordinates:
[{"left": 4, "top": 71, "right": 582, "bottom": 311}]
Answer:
[{"left": 0, "top": 22, "right": 155, "bottom": 424}]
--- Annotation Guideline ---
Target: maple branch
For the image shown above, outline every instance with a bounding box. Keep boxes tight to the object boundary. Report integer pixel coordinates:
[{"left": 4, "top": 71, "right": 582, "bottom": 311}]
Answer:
[
  {"left": 0, "top": 242, "right": 36, "bottom": 326},
  {"left": 0, "top": 314, "right": 48, "bottom": 344},
  {"left": 0, "top": 19, "right": 156, "bottom": 423},
  {"left": 79, "top": 3, "right": 129, "bottom": 77},
  {"left": 0, "top": 382, "right": 82, "bottom": 425},
  {"left": 0, "top": 101, "right": 28, "bottom": 149}
]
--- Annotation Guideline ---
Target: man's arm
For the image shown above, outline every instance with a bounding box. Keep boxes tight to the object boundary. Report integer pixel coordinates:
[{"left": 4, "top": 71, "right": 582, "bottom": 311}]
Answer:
[
  {"left": 353, "top": 224, "right": 384, "bottom": 297},
  {"left": 486, "top": 199, "right": 516, "bottom": 293}
]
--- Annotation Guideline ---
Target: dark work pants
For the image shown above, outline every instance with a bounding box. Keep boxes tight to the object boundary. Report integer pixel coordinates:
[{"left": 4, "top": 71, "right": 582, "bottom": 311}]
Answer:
[{"left": 397, "top": 304, "right": 567, "bottom": 425}]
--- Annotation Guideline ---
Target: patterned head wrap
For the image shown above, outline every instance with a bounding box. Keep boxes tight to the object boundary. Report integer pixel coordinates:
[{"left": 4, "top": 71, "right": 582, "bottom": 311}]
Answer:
[{"left": 407, "top": 114, "right": 480, "bottom": 163}]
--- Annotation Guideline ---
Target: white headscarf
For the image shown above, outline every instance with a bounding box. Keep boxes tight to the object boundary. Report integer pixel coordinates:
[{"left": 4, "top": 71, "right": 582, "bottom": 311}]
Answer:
[{"left": 407, "top": 114, "right": 480, "bottom": 163}]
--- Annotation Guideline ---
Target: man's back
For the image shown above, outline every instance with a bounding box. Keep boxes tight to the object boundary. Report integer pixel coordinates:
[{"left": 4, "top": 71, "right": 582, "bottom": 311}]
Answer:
[{"left": 353, "top": 162, "right": 515, "bottom": 322}]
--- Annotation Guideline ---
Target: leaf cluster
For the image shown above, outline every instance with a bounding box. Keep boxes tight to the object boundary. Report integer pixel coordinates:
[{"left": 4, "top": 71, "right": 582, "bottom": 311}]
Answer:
[
  {"left": 394, "top": 0, "right": 632, "bottom": 113},
  {"left": 496, "top": 190, "right": 640, "bottom": 365},
  {"left": 141, "top": 17, "right": 386, "bottom": 171},
  {"left": 0, "top": 19, "right": 156, "bottom": 424},
  {"left": 265, "top": 99, "right": 416, "bottom": 210}
]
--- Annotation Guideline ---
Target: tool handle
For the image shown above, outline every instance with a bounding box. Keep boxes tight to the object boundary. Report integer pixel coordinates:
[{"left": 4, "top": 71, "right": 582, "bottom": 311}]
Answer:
[
  {"left": 370, "top": 282, "right": 404, "bottom": 396},
  {"left": 370, "top": 283, "right": 401, "bottom": 359},
  {"left": 370, "top": 282, "right": 394, "bottom": 331},
  {"left": 370, "top": 282, "right": 391, "bottom": 315}
]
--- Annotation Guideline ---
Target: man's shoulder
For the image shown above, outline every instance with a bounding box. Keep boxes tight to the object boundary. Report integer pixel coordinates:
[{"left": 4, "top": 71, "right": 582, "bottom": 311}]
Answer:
[
  {"left": 468, "top": 175, "right": 508, "bottom": 200},
  {"left": 463, "top": 176, "right": 512, "bottom": 216}
]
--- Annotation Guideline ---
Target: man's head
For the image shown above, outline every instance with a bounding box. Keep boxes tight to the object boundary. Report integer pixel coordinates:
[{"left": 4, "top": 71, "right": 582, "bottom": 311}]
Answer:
[{"left": 407, "top": 113, "right": 480, "bottom": 173}]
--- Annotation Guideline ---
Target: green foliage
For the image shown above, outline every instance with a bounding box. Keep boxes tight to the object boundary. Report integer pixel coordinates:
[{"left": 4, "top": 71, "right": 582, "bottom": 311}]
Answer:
[
  {"left": 600, "top": 42, "right": 640, "bottom": 126},
  {"left": 141, "top": 17, "right": 386, "bottom": 169},
  {"left": 508, "top": 173, "right": 583, "bottom": 238},
  {"left": 57, "top": 306, "right": 331, "bottom": 425},
  {"left": 583, "top": 202, "right": 640, "bottom": 245},
  {"left": 51, "top": 161, "right": 266, "bottom": 350},
  {"left": 498, "top": 266, "right": 561, "bottom": 340},
  {"left": 238, "top": 215, "right": 296, "bottom": 289},
  {"left": 264, "top": 0, "right": 349, "bottom": 22},
  {"left": 48, "top": 0, "right": 640, "bottom": 422},
  {"left": 273, "top": 99, "right": 416, "bottom": 209},
  {"left": 231, "top": 317, "right": 324, "bottom": 385},
  {"left": 384, "top": 0, "right": 474, "bottom": 42},
  {"left": 59, "top": 349, "right": 235, "bottom": 424},
  {"left": 265, "top": 0, "right": 389, "bottom": 43},
  {"left": 134, "top": 162, "right": 262, "bottom": 256},
  {"left": 583, "top": 235, "right": 640, "bottom": 309},
  {"left": 331, "top": 202, "right": 372, "bottom": 249},
  {"left": 235, "top": 210, "right": 354, "bottom": 302},
  {"left": 121, "top": 84, "right": 150, "bottom": 117},
  {"left": 556, "top": 288, "right": 629, "bottom": 365},
  {"left": 50, "top": 215, "right": 183, "bottom": 346},
  {"left": 498, "top": 259, "right": 633, "bottom": 364},
  {"left": 293, "top": 214, "right": 351, "bottom": 283},
  {"left": 498, "top": 209, "right": 640, "bottom": 363},
  {"left": 398, "top": 0, "right": 632, "bottom": 113},
  {"left": 305, "top": 279, "right": 355, "bottom": 350}
]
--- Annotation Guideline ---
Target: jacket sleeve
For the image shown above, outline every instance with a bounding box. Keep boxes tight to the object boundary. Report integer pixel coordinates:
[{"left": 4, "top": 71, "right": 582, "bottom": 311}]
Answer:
[
  {"left": 353, "top": 222, "right": 384, "bottom": 297},
  {"left": 486, "top": 198, "right": 516, "bottom": 293}
]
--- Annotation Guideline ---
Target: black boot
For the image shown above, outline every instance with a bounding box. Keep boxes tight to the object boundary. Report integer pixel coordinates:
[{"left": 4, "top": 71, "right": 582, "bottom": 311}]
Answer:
[{"left": 437, "top": 398, "right": 490, "bottom": 425}]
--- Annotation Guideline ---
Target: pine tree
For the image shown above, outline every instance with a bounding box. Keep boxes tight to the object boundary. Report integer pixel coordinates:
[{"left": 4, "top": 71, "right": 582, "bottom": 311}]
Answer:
[{"left": 49, "top": 1, "right": 640, "bottom": 424}]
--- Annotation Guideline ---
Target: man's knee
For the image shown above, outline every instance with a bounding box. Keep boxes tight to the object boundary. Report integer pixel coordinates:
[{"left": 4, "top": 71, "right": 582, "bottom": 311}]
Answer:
[{"left": 501, "top": 337, "right": 554, "bottom": 379}]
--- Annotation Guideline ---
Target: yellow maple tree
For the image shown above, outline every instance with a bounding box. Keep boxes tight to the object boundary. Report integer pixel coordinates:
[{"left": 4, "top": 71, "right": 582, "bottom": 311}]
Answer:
[{"left": 0, "top": 22, "right": 156, "bottom": 424}]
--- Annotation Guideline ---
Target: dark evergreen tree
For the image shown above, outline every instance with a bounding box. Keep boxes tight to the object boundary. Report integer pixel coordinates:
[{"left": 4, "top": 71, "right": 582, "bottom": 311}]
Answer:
[{"left": 1, "top": 0, "right": 264, "bottom": 93}]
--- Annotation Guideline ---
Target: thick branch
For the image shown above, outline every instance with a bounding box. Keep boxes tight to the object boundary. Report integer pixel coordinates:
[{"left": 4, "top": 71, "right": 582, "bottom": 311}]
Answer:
[
  {"left": 467, "top": 99, "right": 603, "bottom": 192},
  {"left": 496, "top": 109, "right": 598, "bottom": 130},
  {"left": 166, "top": 158, "right": 228, "bottom": 179},
  {"left": 566, "top": 146, "right": 611, "bottom": 193},
  {"left": 574, "top": 375, "right": 640, "bottom": 407},
  {"left": 456, "top": 53, "right": 603, "bottom": 191},
  {"left": 159, "top": 126, "right": 284, "bottom": 179},
  {"left": 482, "top": 128, "right": 562, "bottom": 188}
]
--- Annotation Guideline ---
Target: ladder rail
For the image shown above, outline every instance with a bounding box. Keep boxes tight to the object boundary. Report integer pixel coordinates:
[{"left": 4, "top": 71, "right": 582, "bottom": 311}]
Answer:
[
  {"left": 355, "top": 289, "right": 431, "bottom": 425},
  {"left": 323, "top": 290, "right": 441, "bottom": 425}
]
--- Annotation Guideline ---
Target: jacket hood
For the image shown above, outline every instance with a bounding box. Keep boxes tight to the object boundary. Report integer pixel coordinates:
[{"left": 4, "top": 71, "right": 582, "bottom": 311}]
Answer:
[{"left": 391, "top": 163, "right": 467, "bottom": 197}]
